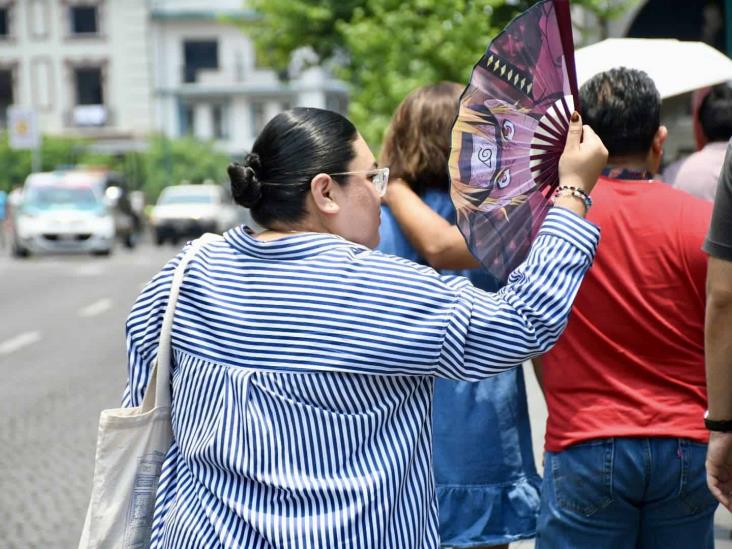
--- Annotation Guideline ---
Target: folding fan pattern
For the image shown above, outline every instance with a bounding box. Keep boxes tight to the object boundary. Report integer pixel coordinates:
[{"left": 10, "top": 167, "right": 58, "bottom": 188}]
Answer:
[{"left": 449, "top": 0, "right": 578, "bottom": 283}]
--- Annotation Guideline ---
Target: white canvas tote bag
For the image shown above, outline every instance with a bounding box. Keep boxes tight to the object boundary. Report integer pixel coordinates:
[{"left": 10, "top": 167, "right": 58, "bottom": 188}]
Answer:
[{"left": 79, "top": 233, "right": 223, "bottom": 548}]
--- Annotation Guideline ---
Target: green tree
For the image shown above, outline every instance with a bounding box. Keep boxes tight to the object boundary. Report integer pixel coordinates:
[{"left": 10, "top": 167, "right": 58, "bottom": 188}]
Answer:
[
  {"left": 573, "top": 0, "right": 638, "bottom": 42},
  {"left": 0, "top": 134, "right": 93, "bottom": 192},
  {"left": 0, "top": 134, "right": 228, "bottom": 200},
  {"left": 141, "top": 136, "right": 230, "bottom": 201},
  {"left": 342, "top": 0, "right": 534, "bottom": 146},
  {"left": 245, "top": 0, "right": 534, "bottom": 146},
  {"left": 243, "top": 0, "right": 635, "bottom": 147}
]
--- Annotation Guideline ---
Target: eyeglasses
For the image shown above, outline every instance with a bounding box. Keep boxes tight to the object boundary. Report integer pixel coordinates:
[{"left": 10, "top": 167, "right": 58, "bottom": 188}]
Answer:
[{"left": 330, "top": 167, "right": 390, "bottom": 197}]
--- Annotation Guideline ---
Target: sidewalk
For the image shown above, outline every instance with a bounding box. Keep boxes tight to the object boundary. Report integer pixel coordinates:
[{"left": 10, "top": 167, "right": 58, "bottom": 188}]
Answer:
[{"left": 512, "top": 362, "right": 732, "bottom": 548}]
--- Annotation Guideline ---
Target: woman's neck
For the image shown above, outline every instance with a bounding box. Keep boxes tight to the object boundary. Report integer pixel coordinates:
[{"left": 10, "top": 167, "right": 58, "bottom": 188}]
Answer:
[{"left": 255, "top": 218, "right": 327, "bottom": 241}]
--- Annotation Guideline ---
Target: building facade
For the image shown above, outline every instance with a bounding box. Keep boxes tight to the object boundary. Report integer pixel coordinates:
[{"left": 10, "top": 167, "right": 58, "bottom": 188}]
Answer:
[
  {"left": 150, "top": 0, "right": 348, "bottom": 155},
  {"left": 0, "top": 0, "right": 348, "bottom": 155},
  {"left": 0, "top": 0, "right": 153, "bottom": 143}
]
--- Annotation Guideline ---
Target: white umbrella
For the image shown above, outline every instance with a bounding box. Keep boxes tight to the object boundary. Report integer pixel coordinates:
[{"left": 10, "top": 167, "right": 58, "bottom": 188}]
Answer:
[{"left": 575, "top": 38, "right": 732, "bottom": 99}]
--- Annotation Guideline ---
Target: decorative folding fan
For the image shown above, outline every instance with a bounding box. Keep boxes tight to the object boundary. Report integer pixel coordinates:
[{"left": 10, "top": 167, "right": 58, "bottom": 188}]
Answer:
[{"left": 449, "top": 0, "right": 579, "bottom": 283}]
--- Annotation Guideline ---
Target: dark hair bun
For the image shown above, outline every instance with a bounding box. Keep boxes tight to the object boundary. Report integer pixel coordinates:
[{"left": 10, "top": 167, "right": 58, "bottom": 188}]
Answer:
[{"left": 228, "top": 158, "right": 262, "bottom": 208}]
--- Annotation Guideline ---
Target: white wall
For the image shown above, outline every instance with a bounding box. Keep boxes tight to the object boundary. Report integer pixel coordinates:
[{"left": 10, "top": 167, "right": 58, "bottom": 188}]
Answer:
[
  {"left": 0, "top": 0, "right": 153, "bottom": 137},
  {"left": 150, "top": 12, "right": 344, "bottom": 154},
  {"left": 152, "top": 0, "right": 246, "bottom": 11}
]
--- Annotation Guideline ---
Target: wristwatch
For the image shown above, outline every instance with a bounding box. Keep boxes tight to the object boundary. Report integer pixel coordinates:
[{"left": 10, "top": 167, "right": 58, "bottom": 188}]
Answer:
[{"left": 704, "top": 410, "right": 732, "bottom": 432}]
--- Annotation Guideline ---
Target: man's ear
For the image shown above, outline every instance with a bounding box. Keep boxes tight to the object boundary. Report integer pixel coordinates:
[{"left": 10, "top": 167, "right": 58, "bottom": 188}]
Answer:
[
  {"left": 310, "top": 173, "right": 340, "bottom": 215},
  {"left": 652, "top": 125, "right": 668, "bottom": 156}
]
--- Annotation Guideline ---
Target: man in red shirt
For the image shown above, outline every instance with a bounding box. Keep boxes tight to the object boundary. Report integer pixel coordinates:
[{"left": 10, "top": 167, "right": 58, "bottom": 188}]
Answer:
[{"left": 535, "top": 68, "right": 717, "bottom": 548}]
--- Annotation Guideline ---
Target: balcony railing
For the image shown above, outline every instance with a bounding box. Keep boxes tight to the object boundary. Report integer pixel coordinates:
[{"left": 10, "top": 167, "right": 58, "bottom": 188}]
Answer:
[{"left": 181, "top": 63, "right": 247, "bottom": 85}]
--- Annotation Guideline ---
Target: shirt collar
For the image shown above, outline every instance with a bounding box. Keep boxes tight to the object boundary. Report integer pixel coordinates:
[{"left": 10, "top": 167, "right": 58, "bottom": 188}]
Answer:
[
  {"left": 224, "top": 224, "right": 362, "bottom": 259},
  {"left": 601, "top": 166, "right": 655, "bottom": 181}
]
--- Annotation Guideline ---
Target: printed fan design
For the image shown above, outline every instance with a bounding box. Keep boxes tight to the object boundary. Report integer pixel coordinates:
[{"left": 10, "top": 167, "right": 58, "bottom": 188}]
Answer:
[{"left": 449, "top": 0, "right": 579, "bottom": 283}]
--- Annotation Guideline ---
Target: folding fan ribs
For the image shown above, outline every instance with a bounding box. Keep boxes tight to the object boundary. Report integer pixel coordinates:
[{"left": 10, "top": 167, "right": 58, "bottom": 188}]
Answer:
[{"left": 449, "top": 0, "right": 578, "bottom": 283}]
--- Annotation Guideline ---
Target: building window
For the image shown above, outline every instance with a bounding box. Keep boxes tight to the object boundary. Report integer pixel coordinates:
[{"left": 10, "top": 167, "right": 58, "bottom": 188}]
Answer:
[
  {"left": 212, "top": 104, "right": 228, "bottom": 139},
  {"left": 0, "top": 7, "right": 9, "bottom": 38},
  {"left": 69, "top": 64, "right": 106, "bottom": 126},
  {"left": 250, "top": 101, "right": 266, "bottom": 137},
  {"left": 183, "top": 40, "right": 218, "bottom": 83},
  {"left": 74, "top": 67, "right": 103, "bottom": 104},
  {"left": 0, "top": 68, "right": 13, "bottom": 128},
  {"left": 70, "top": 5, "right": 98, "bottom": 35}
]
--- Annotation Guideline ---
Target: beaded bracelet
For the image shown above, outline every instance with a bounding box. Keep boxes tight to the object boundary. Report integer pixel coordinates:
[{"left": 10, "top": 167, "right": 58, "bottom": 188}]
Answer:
[{"left": 553, "top": 185, "right": 592, "bottom": 214}]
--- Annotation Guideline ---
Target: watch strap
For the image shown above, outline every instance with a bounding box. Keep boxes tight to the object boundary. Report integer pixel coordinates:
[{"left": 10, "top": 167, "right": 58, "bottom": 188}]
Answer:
[{"left": 704, "top": 416, "right": 732, "bottom": 432}]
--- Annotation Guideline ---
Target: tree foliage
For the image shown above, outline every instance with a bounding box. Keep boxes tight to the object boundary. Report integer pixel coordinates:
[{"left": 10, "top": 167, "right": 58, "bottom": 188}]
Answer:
[
  {"left": 141, "top": 136, "right": 230, "bottom": 201},
  {"left": 243, "top": 0, "right": 635, "bottom": 148},
  {"left": 0, "top": 134, "right": 229, "bottom": 201},
  {"left": 0, "top": 135, "right": 91, "bottom": 192}
]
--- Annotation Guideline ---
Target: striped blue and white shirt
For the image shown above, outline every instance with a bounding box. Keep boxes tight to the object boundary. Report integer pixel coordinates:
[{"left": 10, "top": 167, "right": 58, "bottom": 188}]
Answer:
[{"left": 123, "top": 207, "right": 599, "bottom": 548}]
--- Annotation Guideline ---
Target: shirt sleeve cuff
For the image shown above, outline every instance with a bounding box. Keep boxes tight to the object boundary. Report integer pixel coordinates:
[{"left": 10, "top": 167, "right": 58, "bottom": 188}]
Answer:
[
  {"left": 703, "top": 238, "right": 732, "bottom": 261},
  {"left": 537, "top": 207, "right": 601, "bottom": 261}
]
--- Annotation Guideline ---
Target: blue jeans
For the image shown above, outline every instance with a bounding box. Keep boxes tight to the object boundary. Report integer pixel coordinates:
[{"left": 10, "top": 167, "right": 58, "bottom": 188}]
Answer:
[{"left": 536, "top": 438, "right": 718, "bottom": 549}]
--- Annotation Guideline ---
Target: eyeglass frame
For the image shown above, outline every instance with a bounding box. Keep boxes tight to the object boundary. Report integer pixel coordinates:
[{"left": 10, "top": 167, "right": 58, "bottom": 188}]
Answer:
[{"left": 329, "top": 167, "right": 390, "bottom": 197}]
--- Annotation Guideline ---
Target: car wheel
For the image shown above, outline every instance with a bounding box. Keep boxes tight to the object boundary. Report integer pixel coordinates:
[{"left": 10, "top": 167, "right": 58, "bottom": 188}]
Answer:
[
  {"left": 12, "top": 241, "right": 29, "bottom": 258},
  {"left": 123, "top": 231, "right": 138, "bottom": 249},
  {"left": 92, "top": 249, "right": 112, "bottom": 257},
  {"left": 154, "top": 230, "right": 166, "bottom": 246}
]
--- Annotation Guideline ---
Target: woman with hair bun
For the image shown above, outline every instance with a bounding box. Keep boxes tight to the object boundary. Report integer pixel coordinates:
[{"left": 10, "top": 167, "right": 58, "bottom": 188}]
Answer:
[
  {"left": 379, "top": 83, "right": 540, "bottom": 548},
  {"left": 123, "top": 106, "right": 607, "bottom": 548}
]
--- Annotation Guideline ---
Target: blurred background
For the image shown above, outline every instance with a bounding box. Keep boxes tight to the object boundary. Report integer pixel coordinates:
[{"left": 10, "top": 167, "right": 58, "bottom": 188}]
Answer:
[{"left": 0, "top": 0, "right": 730, "bottom": 547}]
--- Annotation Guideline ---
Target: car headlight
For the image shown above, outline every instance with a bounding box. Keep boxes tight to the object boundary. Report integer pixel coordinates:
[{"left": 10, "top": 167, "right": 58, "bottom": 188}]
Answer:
[
  {"left": 16, "top": 216, "right": 40, "bottom": 238},
  {"left": 91, "top": 216, "right": 115, "bottom": 235}
]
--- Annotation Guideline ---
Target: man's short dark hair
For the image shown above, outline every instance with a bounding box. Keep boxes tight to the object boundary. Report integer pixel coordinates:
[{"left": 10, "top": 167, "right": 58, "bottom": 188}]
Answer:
[
  {"left": 579, "top": 68, "right": 661, "bottom": 157},
  {"left": 699, "top": 84, "right": 732, "bottom": 143}
]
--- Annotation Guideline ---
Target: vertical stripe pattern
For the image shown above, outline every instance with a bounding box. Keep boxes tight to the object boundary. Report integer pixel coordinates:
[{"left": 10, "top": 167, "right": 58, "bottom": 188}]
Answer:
[{"left": 122, "top": 207, "right": 599, "bottom": 548}]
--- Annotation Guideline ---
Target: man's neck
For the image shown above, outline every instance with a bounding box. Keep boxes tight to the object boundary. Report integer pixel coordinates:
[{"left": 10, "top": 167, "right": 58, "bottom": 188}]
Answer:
[{"left": 606, "top": 156, "right": 652, "bottom": 172}]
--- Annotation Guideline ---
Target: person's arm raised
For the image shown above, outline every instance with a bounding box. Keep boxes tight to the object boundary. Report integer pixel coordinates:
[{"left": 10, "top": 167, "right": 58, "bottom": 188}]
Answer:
[
  {"left": 382, "top": 181, "right": 479, "bottom": 270},
  {"left": 383, "top": 113, "right": 605, "bottom": 272},
  {"left": 435, "top": 114, "right": 609, "bottom": 380},
  {"left": 552, "top": 112, "right": 607, "bottom": 216}
]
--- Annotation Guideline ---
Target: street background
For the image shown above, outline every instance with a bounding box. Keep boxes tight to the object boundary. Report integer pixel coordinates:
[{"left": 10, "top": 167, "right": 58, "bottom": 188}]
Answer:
[{"left": 0, "top": 241, "right": 730, "bottom": 548}]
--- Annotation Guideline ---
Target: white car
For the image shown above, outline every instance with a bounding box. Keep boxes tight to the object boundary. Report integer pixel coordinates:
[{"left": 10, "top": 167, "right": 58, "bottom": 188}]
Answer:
[
  {"left": 150, "top": 184, "right": 247, "bottom": 245},
  {"left": 12, "top": 173, "right": 115, "bottom": 257}
]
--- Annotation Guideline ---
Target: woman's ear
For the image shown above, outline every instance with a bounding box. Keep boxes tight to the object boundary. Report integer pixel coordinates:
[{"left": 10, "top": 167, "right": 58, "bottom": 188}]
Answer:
[{"left": 310, "top": 173, "right": 340, "bottom": 215}]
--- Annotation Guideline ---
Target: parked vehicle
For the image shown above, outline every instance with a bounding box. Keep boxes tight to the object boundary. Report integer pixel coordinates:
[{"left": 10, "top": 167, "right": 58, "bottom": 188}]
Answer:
[
  {"left": 62, "top": 168, "right": 143, "bottom": 248},
  {"left": 12, "top": 173, "right": 115, "bottom": 257},
  {"left": 150, "top": 184, "right": 243, "bottom": 245}
]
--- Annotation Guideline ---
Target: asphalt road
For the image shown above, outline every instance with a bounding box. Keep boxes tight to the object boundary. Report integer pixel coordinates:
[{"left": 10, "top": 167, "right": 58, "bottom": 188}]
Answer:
[
  {"left": 0, "top": 240, "right": 175, "bottom": 548},
  {"left": 0, "top": 239, "right": 729, "bottom": 548}
]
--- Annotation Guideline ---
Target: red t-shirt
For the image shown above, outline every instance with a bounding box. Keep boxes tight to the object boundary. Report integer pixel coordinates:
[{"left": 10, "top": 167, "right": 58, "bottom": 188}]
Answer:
[{"left": 542, "top": 176, "right": 713, "bottom": 452}]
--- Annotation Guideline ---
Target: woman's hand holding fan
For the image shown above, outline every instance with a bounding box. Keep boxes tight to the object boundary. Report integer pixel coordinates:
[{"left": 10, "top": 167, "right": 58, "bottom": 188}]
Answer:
[
  {"left": 449, "top": 0, "right": 599, "bottom": 283},
  {"left": 554, "top": 113, "right": 608, "bottom": 216}
]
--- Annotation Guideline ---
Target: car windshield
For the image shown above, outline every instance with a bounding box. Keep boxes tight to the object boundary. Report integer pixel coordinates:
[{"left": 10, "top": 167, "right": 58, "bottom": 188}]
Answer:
[
  {"left": 158, "top": 191, "right": 216, "bottom": 205},
  {"left": 24, "top": 185, "right": 101, "bottom": 210}
]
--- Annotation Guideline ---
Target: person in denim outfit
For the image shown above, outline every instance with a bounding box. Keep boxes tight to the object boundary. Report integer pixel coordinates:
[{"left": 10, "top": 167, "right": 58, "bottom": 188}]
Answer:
[
  {"left": 534, "top": 68, "right": 718, "bottom": 548},
  {"left": 379, "top": 83, "right": 542, "bottom": 548}
]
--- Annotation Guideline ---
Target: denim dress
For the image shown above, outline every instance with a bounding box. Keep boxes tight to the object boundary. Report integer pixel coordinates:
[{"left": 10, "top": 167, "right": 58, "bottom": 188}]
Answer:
[{"left": 378, "top": 190, "right": 541, "bottom": 547}]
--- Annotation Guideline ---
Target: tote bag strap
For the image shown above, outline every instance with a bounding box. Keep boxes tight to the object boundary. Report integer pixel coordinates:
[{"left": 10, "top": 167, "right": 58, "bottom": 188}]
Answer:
[{"left": 141, "top": 232, "right": 224, "bottom": 411}]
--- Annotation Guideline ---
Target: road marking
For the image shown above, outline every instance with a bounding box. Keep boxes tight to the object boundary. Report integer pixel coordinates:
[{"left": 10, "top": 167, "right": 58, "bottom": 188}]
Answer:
[
  {"left": 79, "top": 298, "right": 113, "bottom": 318},
  {"left": 0, "top": 331, "right": 42, "bottom": 355}
]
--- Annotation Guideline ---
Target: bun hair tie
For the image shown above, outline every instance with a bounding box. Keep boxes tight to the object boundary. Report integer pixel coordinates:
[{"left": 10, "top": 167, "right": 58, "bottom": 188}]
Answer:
[{"left": 228, "top": 160, "right": 262, "bottom": 208}]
